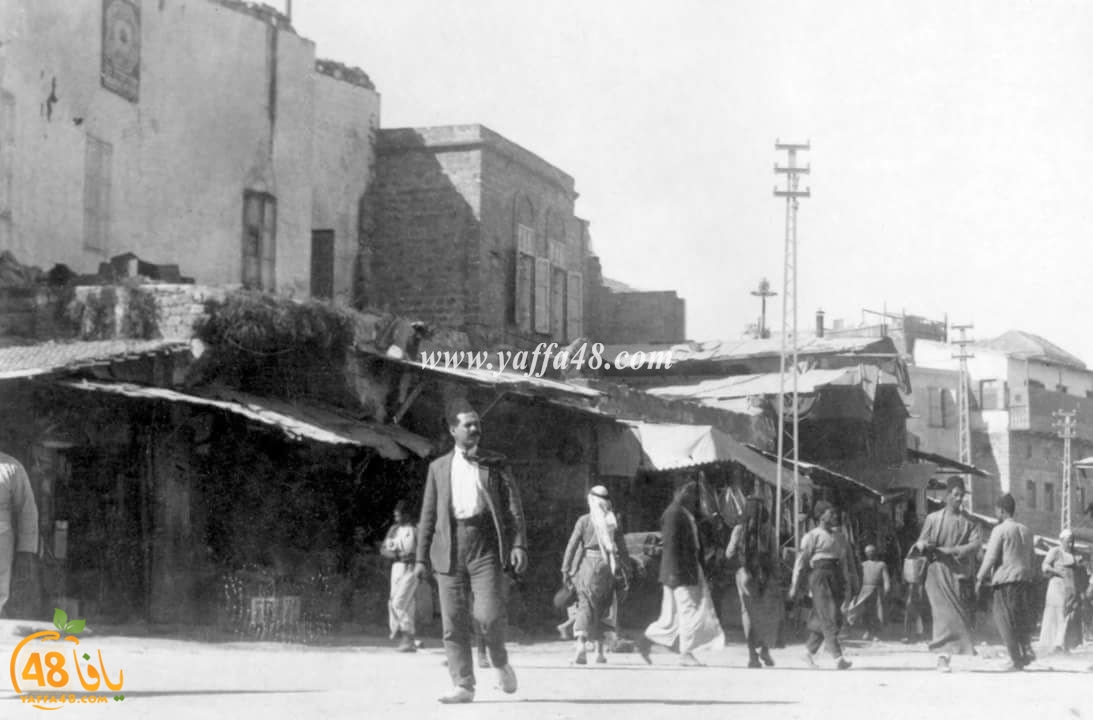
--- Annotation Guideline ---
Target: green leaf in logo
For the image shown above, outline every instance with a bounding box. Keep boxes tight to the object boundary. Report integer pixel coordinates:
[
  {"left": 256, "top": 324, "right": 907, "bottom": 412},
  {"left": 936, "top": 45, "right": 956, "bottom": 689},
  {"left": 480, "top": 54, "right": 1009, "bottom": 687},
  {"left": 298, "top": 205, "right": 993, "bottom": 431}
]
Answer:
[
  {"left": 65, "top": 619, "right": 86, "bottom": 635},
  {"left": 53, "top": 608, "right": 68, "bottom": 632}
]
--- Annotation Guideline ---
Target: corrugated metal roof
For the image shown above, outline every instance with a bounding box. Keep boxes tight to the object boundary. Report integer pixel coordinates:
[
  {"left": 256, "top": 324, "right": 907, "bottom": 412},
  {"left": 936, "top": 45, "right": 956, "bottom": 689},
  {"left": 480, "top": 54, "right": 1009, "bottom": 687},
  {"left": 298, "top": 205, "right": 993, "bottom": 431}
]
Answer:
[
  {"left": 644, "top": 366, "right": 901, "bottom": 408},
  {"left": 59, "top": 380, "right": 424, "bottom": 460},
  {"left": 0, "top": 339, "right": 190, "bottom": 380},
  {"left": 644, "top": 368, "right": 854, "bottom": 401},
  {"left": 385, "top": 356, "right": 602, "bottom": 399},
  {"left": 603, "top": 336, "right": 890, "bottom": 366}
]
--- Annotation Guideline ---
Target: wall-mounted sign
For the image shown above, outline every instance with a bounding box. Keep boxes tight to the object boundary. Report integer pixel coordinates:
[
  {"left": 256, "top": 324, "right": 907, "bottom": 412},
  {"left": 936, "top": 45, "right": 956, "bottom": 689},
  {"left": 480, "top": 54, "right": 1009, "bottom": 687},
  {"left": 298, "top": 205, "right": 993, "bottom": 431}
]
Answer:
[{"left": 101, "top": 0, "right": 140, "bottom": 103}]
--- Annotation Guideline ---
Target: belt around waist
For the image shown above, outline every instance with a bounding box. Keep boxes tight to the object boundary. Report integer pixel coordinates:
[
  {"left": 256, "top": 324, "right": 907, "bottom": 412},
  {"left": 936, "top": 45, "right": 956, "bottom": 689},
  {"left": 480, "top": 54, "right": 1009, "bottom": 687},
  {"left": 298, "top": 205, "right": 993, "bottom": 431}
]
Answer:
[
  {"left": 811, "top": 558, "right": 841, "bottom": 569},
  {"left": 454, "top": 514, "right": 493, "bottom": 528}
]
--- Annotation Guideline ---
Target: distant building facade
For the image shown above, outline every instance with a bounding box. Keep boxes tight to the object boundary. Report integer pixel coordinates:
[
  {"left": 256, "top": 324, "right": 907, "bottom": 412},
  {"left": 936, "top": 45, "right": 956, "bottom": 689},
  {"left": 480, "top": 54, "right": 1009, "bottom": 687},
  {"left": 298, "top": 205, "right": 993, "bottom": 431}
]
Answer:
[
  {"left": 912, "top": 331, "right": 1093, "bottom": 537},
  {"left": 598, "top": 289, "right": 686, "bottom": 344},
  {"left": 0, "top": 0, "right": 378, "bottom": 303}
]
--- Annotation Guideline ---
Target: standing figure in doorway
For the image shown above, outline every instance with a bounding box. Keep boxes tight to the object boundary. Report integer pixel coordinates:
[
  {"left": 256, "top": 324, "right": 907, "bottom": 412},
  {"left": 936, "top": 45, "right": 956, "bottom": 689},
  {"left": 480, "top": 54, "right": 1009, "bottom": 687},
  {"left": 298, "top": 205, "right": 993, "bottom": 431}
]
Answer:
[{"left": 380, "top": 500, "right": 419, "bottom": 652}]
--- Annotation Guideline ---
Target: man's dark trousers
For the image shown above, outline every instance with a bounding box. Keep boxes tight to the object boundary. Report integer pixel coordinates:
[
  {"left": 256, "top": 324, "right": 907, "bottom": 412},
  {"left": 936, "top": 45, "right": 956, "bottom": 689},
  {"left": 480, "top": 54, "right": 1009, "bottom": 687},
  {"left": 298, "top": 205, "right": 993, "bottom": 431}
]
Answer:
[
  {"left": 435, "top": 514, "right": 507, "bottom": 691},
  {"left": 992, "top": 582, "right": 1030, "bottom": 666}
]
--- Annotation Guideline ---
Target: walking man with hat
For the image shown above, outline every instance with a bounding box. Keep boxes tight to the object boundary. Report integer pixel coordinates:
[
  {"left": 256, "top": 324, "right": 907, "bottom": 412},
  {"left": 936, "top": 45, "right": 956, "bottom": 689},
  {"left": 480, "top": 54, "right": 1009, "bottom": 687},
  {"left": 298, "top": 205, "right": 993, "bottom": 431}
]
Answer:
[{"left": 790, "top": 500, "right": 854, "bottom": 670}]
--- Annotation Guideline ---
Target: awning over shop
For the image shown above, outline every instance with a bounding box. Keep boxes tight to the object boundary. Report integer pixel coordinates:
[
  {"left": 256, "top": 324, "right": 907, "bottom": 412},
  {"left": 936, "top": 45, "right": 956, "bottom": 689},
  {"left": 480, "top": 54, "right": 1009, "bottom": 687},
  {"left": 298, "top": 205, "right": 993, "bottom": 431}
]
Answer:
[
  {"left": 1076, "top": 456, "right": 1093, "bottom": 469},
  {"left": 645, "top": 365, "right": 906, "bottom": 422},
  {"left": 0, "top": 339, "right": 191, "bottom": 380},
  {"left": 59, "top": 380, "right": 432, "bottom": 460},
  {"left": 746, "top": 445, "right": 885, "bottom": 500},
  {"left": 908, "top": 448, "right": 992, "bottom": 478},
  {"left": 597, "top": 420, "right": 780, "bottom": 487}
]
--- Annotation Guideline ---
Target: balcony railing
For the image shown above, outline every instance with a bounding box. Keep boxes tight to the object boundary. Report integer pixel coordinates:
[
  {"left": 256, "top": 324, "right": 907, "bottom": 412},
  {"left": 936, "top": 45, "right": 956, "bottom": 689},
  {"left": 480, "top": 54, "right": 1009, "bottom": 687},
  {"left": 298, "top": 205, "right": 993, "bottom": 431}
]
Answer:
[{"left": 1009, "top": 405, "right": 1030, "bottom": 431}]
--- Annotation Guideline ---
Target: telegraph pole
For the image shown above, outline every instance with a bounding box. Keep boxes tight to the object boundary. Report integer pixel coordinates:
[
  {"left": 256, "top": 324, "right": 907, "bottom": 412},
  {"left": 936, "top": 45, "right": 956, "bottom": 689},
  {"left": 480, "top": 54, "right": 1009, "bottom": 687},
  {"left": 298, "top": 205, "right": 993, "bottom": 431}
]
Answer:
[
  {"left": 1054, "top": 409, "right": 1076, "bottom": 532},
  {"left": 774, "top": 140, "right": 810, "bottom": 552},
  {"left": 951, "top": 324, "right": 974, "bottom": 512},
  {"left": 751, "top": 278, "right": 777, "bottom": 339}
]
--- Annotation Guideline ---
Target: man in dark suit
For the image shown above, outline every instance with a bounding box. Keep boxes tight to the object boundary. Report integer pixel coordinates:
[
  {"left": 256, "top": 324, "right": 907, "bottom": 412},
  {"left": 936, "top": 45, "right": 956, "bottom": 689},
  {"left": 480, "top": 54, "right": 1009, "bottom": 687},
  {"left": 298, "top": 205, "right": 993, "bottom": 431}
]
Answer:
[{"left": 414, "top": 398, "right": 528, "bottom": 704}]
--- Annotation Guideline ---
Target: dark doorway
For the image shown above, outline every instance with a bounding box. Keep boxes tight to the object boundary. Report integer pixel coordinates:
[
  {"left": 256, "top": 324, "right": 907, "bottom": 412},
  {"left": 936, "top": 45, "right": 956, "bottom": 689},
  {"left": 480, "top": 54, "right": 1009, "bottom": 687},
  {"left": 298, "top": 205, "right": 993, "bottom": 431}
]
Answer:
[{"left": 311, "top": 230, "right": 334, "bottom": 300}]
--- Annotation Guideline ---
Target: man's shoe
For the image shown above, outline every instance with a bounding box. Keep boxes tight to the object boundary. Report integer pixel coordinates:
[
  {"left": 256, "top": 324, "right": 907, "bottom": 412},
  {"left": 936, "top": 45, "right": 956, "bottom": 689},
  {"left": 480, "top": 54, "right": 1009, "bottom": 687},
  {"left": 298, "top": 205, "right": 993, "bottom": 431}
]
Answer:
[
  {"left": 747, "top": 657, "right": 762, "bottom": 668},
  {"left": 759, "top": 647, "right": 775, "bottom": 667},
  {"left": 438, "top": 687, "right": 474, "bottom": 704},
  {"left": 497, "top": 664, "right": 518, "bottom": 694},
  {"left": 636, "top": 636, "right": 653, "bottom": 665},
  {"left": 396, "top": 635, "right": 416, "bottom": 653},
  {"left": 478, "top": 652, "right": 491, "bottom": 669},
  {"left": 937, "top": 656, "right": 952, "bottom": 673},
  {"left": 595, "top": 654, "right": 607, "bottom": 664},
  {"left": 573, "top": 649, "right": 587, "bottom": 665},
  {"left": 802, "top": 651, "right": 817, "bottom": 669},
  {"left": 679, "top": 652, "right": 704, "bottom": 667},
  {"left": 836, "top": 657, "right": 852, "bottom": 670}
]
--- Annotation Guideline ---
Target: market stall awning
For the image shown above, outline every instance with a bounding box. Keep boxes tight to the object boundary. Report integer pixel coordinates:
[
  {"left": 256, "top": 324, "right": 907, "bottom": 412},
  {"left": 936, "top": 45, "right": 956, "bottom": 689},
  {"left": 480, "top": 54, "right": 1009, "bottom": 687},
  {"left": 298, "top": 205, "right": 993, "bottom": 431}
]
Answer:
[
  {"left": 908, "top": 448, "right": 992, "bottom": 478},
  {"left": 598, "top": 420, "right": 780, "bottom": 487},
  {"left": 0, "top": 339, "right": 191, "bottom": 380},
  {"left": 645, "top": 364, "right": 906, "bottom": 422},
  {"left": 1076, "top": 456, "right": 1093, "bottom": 469},
  {"left": 746, "top": 445, "right": 885, "bottom": 500},
  {"left": 59, "top": 380, "right": 431, "bottom": 459}
]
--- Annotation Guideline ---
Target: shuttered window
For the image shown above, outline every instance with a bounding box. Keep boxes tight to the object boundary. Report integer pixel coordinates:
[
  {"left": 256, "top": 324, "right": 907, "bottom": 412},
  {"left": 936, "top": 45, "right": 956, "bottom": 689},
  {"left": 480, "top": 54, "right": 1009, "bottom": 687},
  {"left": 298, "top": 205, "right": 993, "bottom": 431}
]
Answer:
[
  {"left": 515, "top": 224, "right": 534, "bottom": 332},
  {"left": 566, "top": 271, "right": 583, "bottom": 340},
  {"left": 533, "top": 256, "right": 551, "bottom": 334}
]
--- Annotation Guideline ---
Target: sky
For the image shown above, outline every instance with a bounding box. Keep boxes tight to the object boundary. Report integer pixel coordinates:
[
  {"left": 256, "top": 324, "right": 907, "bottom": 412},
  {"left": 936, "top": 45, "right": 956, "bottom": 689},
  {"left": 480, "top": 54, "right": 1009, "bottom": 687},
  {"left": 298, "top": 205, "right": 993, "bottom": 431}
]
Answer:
[{"left": 291, "top": 1, "right": 1093, "bottom": 362}]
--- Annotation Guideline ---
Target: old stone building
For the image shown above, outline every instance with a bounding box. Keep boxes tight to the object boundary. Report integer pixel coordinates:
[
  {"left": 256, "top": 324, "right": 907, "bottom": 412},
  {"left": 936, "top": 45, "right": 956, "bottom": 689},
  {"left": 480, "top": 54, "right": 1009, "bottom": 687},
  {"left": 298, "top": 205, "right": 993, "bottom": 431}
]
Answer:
[
  {"left": 599, "top": 289, "right": 686, "bottom": 344},
  {"left": 0, "top": 0, "right": 378, "bottom": 302},
  {"left": 367, "top": 125, "right": 588, "bottom": 349}
]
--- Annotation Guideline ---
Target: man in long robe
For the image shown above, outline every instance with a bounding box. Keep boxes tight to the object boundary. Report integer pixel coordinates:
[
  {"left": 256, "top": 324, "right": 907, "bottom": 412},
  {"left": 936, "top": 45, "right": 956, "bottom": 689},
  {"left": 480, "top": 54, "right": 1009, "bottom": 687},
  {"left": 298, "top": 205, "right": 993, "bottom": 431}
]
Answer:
[{"left": 915, "top": 476, "right": 982, "bottom": 673}]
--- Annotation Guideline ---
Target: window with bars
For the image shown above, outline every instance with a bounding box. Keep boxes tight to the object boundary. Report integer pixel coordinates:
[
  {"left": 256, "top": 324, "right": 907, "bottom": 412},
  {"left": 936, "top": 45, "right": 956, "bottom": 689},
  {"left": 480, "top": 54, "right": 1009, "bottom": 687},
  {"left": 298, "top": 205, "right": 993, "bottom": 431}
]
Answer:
[
  {"left": 242, "top": 191, "right": 276, "bottom": 291},
  {"left": 1045, "top": 483, "right": 1055, "bottom": 513},
  {"left": 1026, "top": 481, "right": 1037, "bottom": 510},
  {"left": 83, "top": 135, "right": 113, "bottom": 253}
]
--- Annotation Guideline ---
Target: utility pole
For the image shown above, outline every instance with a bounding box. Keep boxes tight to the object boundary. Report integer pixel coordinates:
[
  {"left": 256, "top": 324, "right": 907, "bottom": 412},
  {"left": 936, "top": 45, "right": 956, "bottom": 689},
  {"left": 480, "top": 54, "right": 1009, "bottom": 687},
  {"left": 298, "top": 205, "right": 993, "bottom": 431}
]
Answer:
[
  {"left": 1054, "top": 409, "right": 1076, "bottom": 532},
  {"left": 751, "top": 278, "right": 777, "bottom": 339},
  {"left": 774, "top": 140, "right": 810, "bottom": 553},
  {"left": 951, "top": 324, "right": 974, "bottom": 512}
]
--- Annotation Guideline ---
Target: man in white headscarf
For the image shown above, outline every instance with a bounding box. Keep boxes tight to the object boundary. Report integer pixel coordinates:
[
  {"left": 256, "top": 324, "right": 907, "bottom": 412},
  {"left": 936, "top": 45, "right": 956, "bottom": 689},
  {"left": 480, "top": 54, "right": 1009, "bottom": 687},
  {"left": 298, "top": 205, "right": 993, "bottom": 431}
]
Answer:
[{"left": 561, "top": 485, "right": 629, "bottom": 664}]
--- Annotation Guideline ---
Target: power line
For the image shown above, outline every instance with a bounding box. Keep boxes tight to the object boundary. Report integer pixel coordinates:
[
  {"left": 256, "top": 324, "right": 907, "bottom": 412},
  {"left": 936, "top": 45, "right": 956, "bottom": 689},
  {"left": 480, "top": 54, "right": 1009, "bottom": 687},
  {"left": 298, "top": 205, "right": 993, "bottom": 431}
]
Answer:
[
  {"left": 1054, "top": 409, "right": 1076, "bottom": 532},
  {"left": 773, "top": 140, "right": 809, "bottom": 553},
  {"left": 951, "top": 324, "right": 974, "bottom": 512}
]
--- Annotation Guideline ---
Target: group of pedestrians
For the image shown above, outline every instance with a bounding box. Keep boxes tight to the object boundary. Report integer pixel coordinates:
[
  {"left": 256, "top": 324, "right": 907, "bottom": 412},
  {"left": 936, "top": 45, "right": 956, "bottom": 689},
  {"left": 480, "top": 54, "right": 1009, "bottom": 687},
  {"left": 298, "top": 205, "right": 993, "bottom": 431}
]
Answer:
[{"left": 384, "top": 399, "right": 1090, "bottom": 705}]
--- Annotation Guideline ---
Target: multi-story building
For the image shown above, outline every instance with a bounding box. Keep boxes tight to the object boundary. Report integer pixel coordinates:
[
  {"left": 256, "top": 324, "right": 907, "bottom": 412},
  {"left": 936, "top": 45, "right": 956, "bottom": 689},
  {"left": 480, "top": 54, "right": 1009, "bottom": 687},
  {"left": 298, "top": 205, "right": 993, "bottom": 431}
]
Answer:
[
  {"left": 368, "top": 125, "right": 588, "bottom": 348},
  {"left": 912, "top": 330, "right": 1093, "bottom": 537},
  {"left": 0, "top": 0, "right": 378, "bottom": 303}
]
